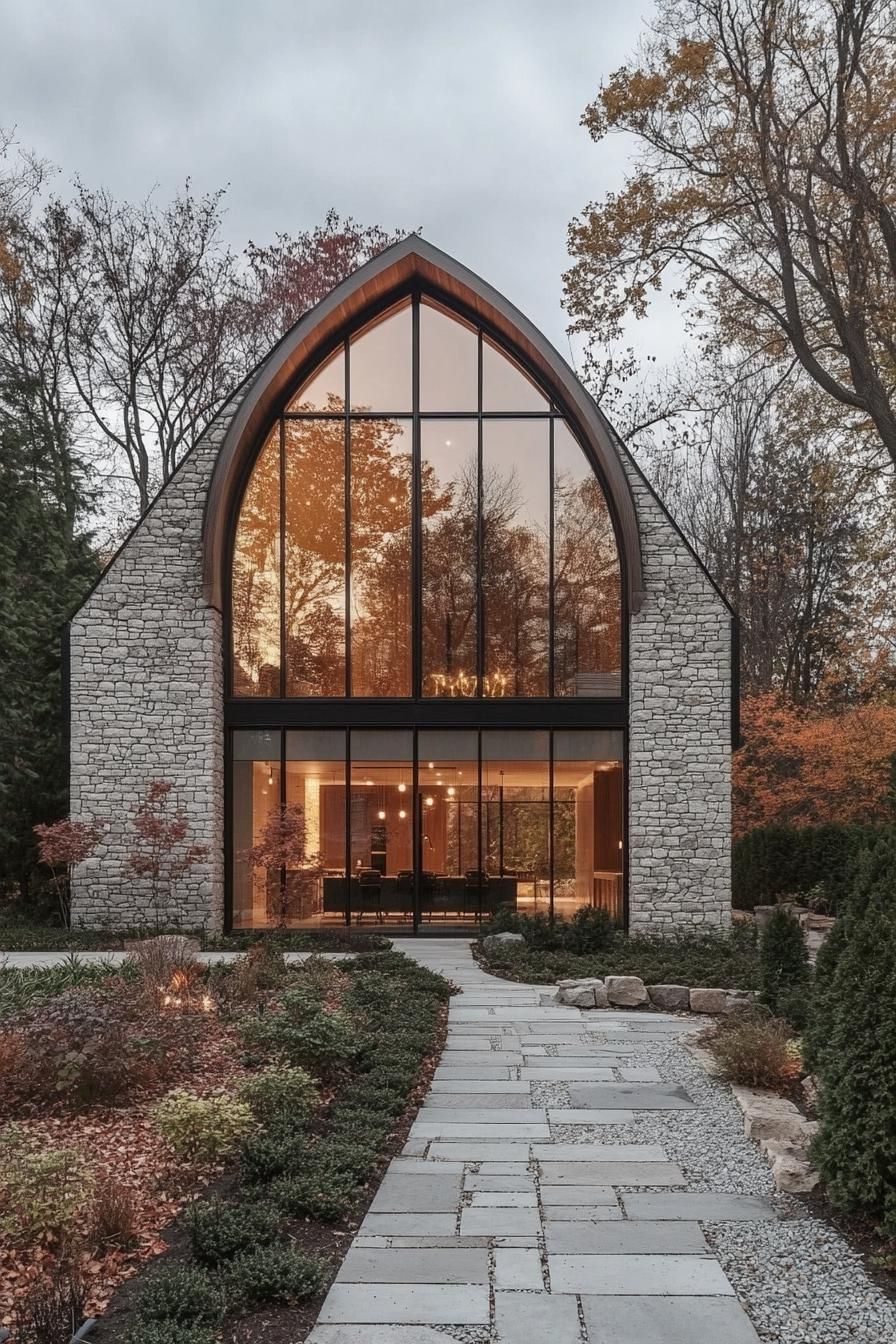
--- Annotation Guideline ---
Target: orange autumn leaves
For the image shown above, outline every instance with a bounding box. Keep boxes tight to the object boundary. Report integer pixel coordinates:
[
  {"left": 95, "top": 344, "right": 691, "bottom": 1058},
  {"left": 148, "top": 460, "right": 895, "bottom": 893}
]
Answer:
[{"left": 734, "top": 694, "right": 896, "bottom": 838}]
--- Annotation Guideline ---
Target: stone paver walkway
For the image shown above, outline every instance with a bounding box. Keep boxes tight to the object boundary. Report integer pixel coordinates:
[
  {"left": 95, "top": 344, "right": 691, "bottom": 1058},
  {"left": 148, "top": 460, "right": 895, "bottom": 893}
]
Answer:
[{"left": 306, "top": 939, "right": 770, "bottom": 1344}]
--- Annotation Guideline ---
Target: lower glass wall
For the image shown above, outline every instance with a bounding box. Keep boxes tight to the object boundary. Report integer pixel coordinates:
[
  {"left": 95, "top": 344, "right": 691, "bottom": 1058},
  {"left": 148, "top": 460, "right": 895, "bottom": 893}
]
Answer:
[{"left": 230, "top": 727, "right": 624, "bottom": 929}]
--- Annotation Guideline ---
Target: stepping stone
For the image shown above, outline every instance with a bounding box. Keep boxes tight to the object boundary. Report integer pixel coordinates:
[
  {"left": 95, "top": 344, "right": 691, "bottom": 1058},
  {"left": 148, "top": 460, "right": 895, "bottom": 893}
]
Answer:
[
  {"left": 412, "top": 1122, "right": 550, "bottom": 1140},
  {"left": 534, "top": 1144, "right": 668, "bottom": 1162},
  {"left": 434, "top": 1067, "right": 513, "bottom": 1080},
  {"left": 318, "top": 1283, "right": 490, "bottom": 1325},
  {"left": 477, "top": 1162, "right": 533, "bottom": 1174},
  {"left": 495, "top": 1290, "right": 581, "bottom": 1342},
  {"left": 428, "top": 1080, "right": 531, "bottom": 1094},
  {"left": 540, "top": 1184, "right": 617, "bottom": 1205},
  {"left": 464, "top": 1174, "right": 536, "bottom": 1192},
  {"left": 390, "top": 1160, "right": 464, "bottom": 1174},
  {"left": 522, "top": 1068, "right": 620, "bottom": 1081},
  {"left": 548, "top": 1109, "right": 633, "bottom": 1124},
  {"left": 547, "top": 1253, "right": 734, "bottom": 1295},
  {"left": 623, "top": 1193, "right": 777, "bottom": 1221},
  {"left": 525, "top": 1057, "right": 629, "bottom": 1070},
  {"left": 308, "top": 1328, "right": 472, "bottom": 1343},
  {"left": 469, "top": 1191, "right": 537, "bottom": 1207},
  {"left": 417, "top": 1107, "right": 544, "bottom": 1123},
  {"left": 619, "top": 1066, "right": 662, "bottom": 1081},
  {"left": 443, "top": 1038, "right": 493, "bottom": 1050},
  {"left": 569, "top": 1083, "right": 695, "bottom": 1110},
  {"left": 428, "top": 1143, "right": 534, "bottom": 1161},
  {"left": 369, "top": 1174, "right": 462, "bottom": 1213},
  {"left": 542, "top": 1206, "right": 623, "bottom": 1221},
  {"left": 459, "top": 1206, "right": 542, "bottom": 1236},
  {"left": 440, "top": 1052, "right": 523, "bottom": 1066},
  {"left": 541, "top": 1161, "right": 685, "bottom": 1185},
  {"left": 360, "top": 1214, "right": 458, "bottom": 1236},
  {"left": 336, "top": 1249, "right": 489, "bottom": 1283},
  {"left": 423, "top": 1093, "right": 532, "bottom": 1108},
  {"left": 581, "top": 1295, "right": 762, "bottom": 1343},
  {"left": 545, "top": 1220, "right": 707, "bottom": 1254},
  {"left": 493, "top": 1248, "right": 543, "bottom": 1289}
]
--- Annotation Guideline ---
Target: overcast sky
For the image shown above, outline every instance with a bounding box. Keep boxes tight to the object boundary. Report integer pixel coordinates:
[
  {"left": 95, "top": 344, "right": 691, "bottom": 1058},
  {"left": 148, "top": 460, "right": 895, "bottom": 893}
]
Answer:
[{"left": 1, "top": 0, "right": 685, "bottom": 369}]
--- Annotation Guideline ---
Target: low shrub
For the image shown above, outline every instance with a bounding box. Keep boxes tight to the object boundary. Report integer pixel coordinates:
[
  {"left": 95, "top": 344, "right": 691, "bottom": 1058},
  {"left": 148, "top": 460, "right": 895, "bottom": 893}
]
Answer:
[
  {"left": 0, "top": 956, "right": 123, "bottom": 1020},
  {"left": 0, "top": 1125, "right": 92, "bottom": 1246},
  {"left": 703, "top": 1012, "right": 800, "bottom": 1088},
  {"left": 733, "top": 822, "right": 882, "bottom": 912},
  {"left": 240, "top": 1129, "right": 305, "bottom": 1184},
  {"left": 154, "top": 1090, "right": 255, "bottom": 1164},
  {"left": 238, "top": 986, "right": 361, "bottom": 1077},
  {"left": 125, "top": 1325, "right": 217, "bottom": 1344},
  {"left": 315, "top": 1134, "right": 381, "bottom": 1180},
  {"left": 238, "top": 1065, "right": 319, "bottom": 1127},
  {"left": 759, "top": 905, "right": 812, "bottom": 1028},
  {"left": 561, "top": 904, "right": 617, "bottom": 953},
  {"left": 125, "top": 935, "right": 201, "bottom": 1004},
  {"left": 12, "top": 1265, "right": 85, "bottom": 1344},
  {"left": 268, "top": 1161, "right": 358, "bottom": 1222},
  {"left": 89, "top": 1175, "right": 139, "bottom": 1249},
  {"left": 184, "top": 1196, "right": 281, "bottom": 1265},
  {"left": 138, "top": 1263, "right": 225, "bottom": 1324},
  {"left": 208, "top": 942, "right": 289, "bottom": 1008},
  {"left": 222, "top": 1243, "right": 326, "bottom": 1306}
]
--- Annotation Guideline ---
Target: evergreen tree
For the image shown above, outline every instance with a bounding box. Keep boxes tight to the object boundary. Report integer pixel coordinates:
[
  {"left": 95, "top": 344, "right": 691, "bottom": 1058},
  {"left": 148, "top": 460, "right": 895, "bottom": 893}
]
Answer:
[
  {"left": 812, "top": 831, "right": 896, "bottom": 1236},
  {"left": 0, "top": 382, "right": 98, "bottom": 906},
  {"left": 759, "top": 903, "right": 811, "bottom": 1028}
]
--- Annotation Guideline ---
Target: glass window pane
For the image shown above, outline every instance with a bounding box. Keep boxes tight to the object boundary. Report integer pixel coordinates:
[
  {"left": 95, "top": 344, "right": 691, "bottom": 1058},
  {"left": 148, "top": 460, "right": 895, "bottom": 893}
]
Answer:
[
  {"left": 231, "top": 730, "right": 281, "bottom": 929},
  {"left": 231, "top": 427, "right": 281, "bottom": 696},
  {"left": 350, "top": 729, "right": 413, "bottom": 924},
  {"left": 350, "top": 419, "right": 412, "bottom": 695},
  {"left": 553, "top": 730, "right": 624, "bottom": 924},
  {"left": 420, "top": 300, "right": 478, "bottom": 411},
  {"left": 482, "top": 336, "right": 548, "bottom": 412},
  {"left": 421, "top": 420, "right": 479, "bottom": 697},
  {"left": 553, "top": 421, "right": 622, "bottom": 697},
  {"left": 285, "top": 729, "right": 346, "bottom": 926},
  {"left": 481, "top": 730, "right": 549, "bottom": 916},
  {"left": 482, "top": 421, "right": 549, "bottom": 696},
  {"left": 350, "top": 301, "right": 412, "bottom": 412},
  {"left": 418, "top": 732, "right": 480, "bottom": 918},
  {"left": 287, "top": 347, "right": 345, "bottom": 412},
  {"left": 284, "top": 419, "right": 346, "bottom": 696}
]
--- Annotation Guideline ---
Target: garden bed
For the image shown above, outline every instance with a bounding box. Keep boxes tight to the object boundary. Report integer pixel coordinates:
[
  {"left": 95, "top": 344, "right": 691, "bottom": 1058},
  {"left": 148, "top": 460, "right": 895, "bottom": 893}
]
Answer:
[
  {"left": 0, "top": 941, "right": 450, "bottom": 1343},
  {"left": 0, "top": 924, "right": 392, "bottom": 953}
]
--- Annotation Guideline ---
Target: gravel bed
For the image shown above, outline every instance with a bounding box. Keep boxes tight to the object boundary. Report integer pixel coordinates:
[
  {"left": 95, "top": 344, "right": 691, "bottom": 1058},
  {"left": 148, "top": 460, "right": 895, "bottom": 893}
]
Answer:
[
  {"left": 706, "top": 1218, "right": 896, "bottom": 1344},
  {"left": 530, "top": 1079, "right": 569, "bottom": 1108}
]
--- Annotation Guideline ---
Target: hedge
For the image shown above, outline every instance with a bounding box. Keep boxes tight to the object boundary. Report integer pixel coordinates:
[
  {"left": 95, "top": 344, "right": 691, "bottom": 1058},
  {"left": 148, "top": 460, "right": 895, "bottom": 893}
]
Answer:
[{"left": 732, "top": 823, "right": 885, "bottom": 912}]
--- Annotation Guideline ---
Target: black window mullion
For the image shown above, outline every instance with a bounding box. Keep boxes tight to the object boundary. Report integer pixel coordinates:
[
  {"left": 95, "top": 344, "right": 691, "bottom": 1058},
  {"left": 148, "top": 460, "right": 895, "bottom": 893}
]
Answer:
[
  {"left": 344, "top": 727, "right": 351, "bottom": 925},
  {"left": 548, "top": 417, "right": 555, "bottom": 700},
  {"left": 412, "top": 295, "right": 422, "bottom": 699},
  {"left": 548, "top": 730, "right": 555, "bottom": 924},
  {"left": 279, "top": 417, "right": 286, "bottom": 698},
  {"left": 412, "top": 730, "right": 420, "bottom": 933},
  {"left": 476, "top": 330, "right": 484, "bottom": 696},
  {"left": 476, "top": 729, "right": 483, "bottom": 924},
  {"left": 279, "top": 727, "right": 287, "bottom": 920}
]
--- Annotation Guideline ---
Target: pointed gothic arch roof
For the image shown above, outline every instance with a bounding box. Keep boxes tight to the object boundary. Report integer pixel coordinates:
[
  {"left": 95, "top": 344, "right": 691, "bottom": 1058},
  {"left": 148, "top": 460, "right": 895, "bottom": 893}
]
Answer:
[{"left": 202, "top": 235, "right": 645, "bottom": 612}]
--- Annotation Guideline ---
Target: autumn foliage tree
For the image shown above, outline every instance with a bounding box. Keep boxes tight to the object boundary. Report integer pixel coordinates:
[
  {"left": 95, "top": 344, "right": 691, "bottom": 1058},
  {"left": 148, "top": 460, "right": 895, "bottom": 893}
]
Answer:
[
  {"left": 243, "top": 803, "right": 320, "bottom": 928},
  {"left": 127, "top": 780, "right": 208, "bottom": 930},
  {"left": 566, "top": 0, "right": 896, "bottom": 470},
  {"left": 33, "top": 816, "right": 106, "bottom": 925}
]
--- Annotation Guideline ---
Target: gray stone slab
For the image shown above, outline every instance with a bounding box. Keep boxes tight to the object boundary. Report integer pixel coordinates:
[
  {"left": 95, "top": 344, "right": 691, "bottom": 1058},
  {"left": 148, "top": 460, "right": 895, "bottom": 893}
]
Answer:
[
  {"left": 459, "top": 1206, "right": 542, "bottom": 1237},
  {"left": 542, "top": 1205, "right": 623, "bottom": 1221},
  {"left": 412, "top": 1122, "right": 550, "bottom": 1140},
  {"left": 534, "top": 1143, "right": 668, "bottom": 1162},
  {"left": 548, "top": 1109, "right": 633, "bottom": 1124},
  {"left": 523, "top": 1057, "right": 628, "bottom": 1070},
  {"left": 336, "top": 1249, "right": 488, "bottom": 1283},
  {"left": 493, "top": 1248, "right": 543, "bottom": 1290},
  {"left": 545, "top": 1219, "right": 708, "bottom": 1254},
  {"left": 623, "top": 1192, "right": 778, "bottom": 1221},
  {"left": 540, "top": 1184, "right": 617, "bottom": 1205},
  {"left": 433, "top": 1067, "right": 513, "bottom": 1080},
  {"left": 422, "top": 1094, "right": 533, "bottom": 1109},
  {"left": 581, "top": 1295, "right": 762, "bottom": 1343},
  {"left": 308, "top": 1328, "right": 470, "bottom": 1344},
  {"left": 469, "top": 1190, "right": 537, "bottom": 1207},
  {"left": 319, "top": 1283, "right": 490, "bottom": 1325},
  {"left": 369, "top": 1174, "right": 462, "bottom": 1214},
  {"left": 548, "top": 1253, "right": 734, "bottom": 1295},
  {"left": 541, "top": 1161, "right": 685, "bottom": 1185},
  {"left": 428, "top": 1080, "right": 531, "bottom": 1094},
  {"left": 477, "top": 1161, "right": 533, "bottom": 1174},
  {"left": 619, "top": 1066, "right": 662, "bottom": 1081},
  {"left": 416, "top": 1107, "right": 544, "bottom": 1123},
  {"left": 355, "top": 1237, "right": 492, "bottom": 1248},
  {"left": 537, "top": 1160, "right": 660, "bottom": 1184},
  {"left": 438, "top": 1052, "right": 523, "bottom": 1066},
  {"left": 494, "top": 1290, "right": 581, "bottom": 1343},
  {"left": 359, "top": 1214, "right": 458, "bottom": 1236},
  {"left": 522, "top": 1068, "right": 622, "bottom": 1081},
  {"left": 464, "top": 1174, "right": 536, "bottom": 1192},
  {"left": 568, "top": 1083, "right": 695, "bottom": 1110},
  {"left": 428, "top": 1142, "right": 533, "bottom": 1161},
  {"left": 389, "top": 1160, "right": 465, "bottom": 1174}
]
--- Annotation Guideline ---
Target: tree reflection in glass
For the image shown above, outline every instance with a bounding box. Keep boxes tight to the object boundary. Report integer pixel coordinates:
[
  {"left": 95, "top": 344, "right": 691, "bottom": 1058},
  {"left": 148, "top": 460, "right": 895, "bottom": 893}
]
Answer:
[
  {"left": 421, "top": 421, "right": 478, "bottom": 697},
  {"left": 232, "top": 427, "right": 281, "bottom": 695}
]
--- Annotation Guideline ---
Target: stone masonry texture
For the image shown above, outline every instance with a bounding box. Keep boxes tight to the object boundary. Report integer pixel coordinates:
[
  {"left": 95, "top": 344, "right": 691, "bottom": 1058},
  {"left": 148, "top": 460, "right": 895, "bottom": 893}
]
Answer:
[{"left": 70, "top": 399, "right": 731, "bottom": 931}]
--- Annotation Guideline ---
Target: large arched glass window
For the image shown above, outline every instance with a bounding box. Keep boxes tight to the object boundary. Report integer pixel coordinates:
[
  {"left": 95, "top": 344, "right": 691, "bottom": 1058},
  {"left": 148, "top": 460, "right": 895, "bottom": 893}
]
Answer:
[{"left": 230, "top": 295, "right": 622, "bottom": 699}]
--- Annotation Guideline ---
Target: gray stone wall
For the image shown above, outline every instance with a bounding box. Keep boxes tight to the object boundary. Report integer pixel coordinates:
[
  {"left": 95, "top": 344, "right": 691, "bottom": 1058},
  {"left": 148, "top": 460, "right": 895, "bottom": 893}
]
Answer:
[
  {"left": 69, "top": 406, "right": 236, "bottom": 932},
  {"left": 622, "top": 444, "right": 732, "bottom": 930}
]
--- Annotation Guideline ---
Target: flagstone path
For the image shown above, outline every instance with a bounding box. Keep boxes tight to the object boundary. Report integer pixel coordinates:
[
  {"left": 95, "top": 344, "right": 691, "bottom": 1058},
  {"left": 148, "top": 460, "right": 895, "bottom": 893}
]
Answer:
[{"left": 306, "top": 939, "right": 773, "bottom": 1344}]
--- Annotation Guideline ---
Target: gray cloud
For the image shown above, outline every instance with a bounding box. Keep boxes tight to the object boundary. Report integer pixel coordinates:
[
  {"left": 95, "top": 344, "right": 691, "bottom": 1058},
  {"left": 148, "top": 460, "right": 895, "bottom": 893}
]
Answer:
[{"left": 1, "top": 0, "right": 676, "bottom": 358}]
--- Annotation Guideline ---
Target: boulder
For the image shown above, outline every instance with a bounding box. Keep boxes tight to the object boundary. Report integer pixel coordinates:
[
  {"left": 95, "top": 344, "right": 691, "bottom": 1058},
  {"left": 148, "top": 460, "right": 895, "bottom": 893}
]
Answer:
[
  {"left": 647, "top": 984, "right": 690, "bottom": 1011},
  {"left": 689, "top": 987, "right": 729, "bottom": 1014},
  {"left": 482, "top": 932, "right": 525, "bottom": 955},
  {"left": 771, "top": 1151, "right": 820, "bottom": 1193},
  {"left": 742, "top": 1094, "right": 812, "bottom": 1146},
  {"left": 801, "top": 1074, "right": 820, "bottom": 1110},
  {"left": 555, "top": 977, "right": 606, "bottom": 1009},
  {"left": 604, "top": 975, "right": 648, "bottom": 1007},
  {"left": 724, "top": 989, "right": 757, "bottom": 1014}
]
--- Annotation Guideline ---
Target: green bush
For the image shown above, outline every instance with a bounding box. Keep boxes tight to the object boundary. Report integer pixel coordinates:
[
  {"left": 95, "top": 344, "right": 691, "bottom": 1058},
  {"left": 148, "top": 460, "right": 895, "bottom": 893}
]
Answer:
[
  {"left": 0, "top": 1125, "right": 92, "bottom": 1245},
  {"left": 183, "top": 1196, "right": 281, "bottom": 1265},
  {"left": 269, "top": 1160, "right": 359, "bottom": 1221},
  {"left": 240, "top": 1129, "right": 304, "bottom": 1184},
  {"left": 238, "top": 987, "right": 360, "bottom": 1077},
  {"left": 561, "top": 904, "right": 617, "bottom": 953},
  {"left": 138, "top": 1264, "right": 224, "bottom": 1324},
  {"left": 316, "top": 1134, "right": 381, "bottom": 1180},
  {"left": 759, "top": 905, "right": 812, "bottom": 1028},
  {"left": 811, "top": 833, "right": 896, "bottom": 1235},
  {"left": 222, "top": 1243, "right": 325, "bottom": 1306},
  {"left": 703, "top": 1012, "right": 800, "bottom": 1088},
  {"left": 238, "top": 1065, "right": 319, "bottom": 1127},
  {"left": 732, "top": 823, "right": 882, "bottom": 911},
  {"left": 126, "top": 1324, "right": 217, "bottom": 1344},
  {"left": 154, "top": 1090, "right": 254, "bottom": 1164}
]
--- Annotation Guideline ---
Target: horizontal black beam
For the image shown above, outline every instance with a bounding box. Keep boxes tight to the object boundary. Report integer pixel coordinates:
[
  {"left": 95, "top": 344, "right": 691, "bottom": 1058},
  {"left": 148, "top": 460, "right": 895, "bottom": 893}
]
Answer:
[{"left": 225, "top": 697, "right": 628, "bottom": 731}]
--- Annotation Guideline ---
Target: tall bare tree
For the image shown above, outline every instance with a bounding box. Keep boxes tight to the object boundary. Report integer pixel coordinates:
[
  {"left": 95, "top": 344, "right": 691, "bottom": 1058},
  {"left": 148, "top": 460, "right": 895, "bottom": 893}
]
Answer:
[{"left": 566, "top": 0, "right": 896, "bottom": 470}]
